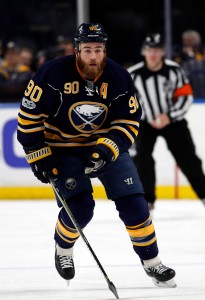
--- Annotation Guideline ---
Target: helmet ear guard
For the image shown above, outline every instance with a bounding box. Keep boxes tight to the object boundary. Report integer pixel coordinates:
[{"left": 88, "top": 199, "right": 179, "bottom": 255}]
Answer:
[{"left": 74, "top": 23, "right": 108, "bottom": 51}]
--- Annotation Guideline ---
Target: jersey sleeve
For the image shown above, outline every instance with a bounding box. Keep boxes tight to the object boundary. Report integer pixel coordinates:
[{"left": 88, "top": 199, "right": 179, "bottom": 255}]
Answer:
[
  {"left": 17, "top": 62, "right": 61, "bottom": 148},
  {"left": 106, "top": 72, "right": 142, "bottom": 153},
  {"left": 169, "top": 66, "right": 193, "bottom": 121}
]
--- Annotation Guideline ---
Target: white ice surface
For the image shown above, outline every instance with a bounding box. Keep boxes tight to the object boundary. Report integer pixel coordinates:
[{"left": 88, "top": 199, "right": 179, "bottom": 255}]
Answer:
[{"left": 0, "top": 199, "right": 205, "bottom": 300}]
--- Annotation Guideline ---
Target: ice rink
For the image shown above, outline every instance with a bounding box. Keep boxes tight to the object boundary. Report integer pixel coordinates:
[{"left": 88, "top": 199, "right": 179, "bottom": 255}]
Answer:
[{"left": 0, "top": 199, "right": 205, "bottom": 300}]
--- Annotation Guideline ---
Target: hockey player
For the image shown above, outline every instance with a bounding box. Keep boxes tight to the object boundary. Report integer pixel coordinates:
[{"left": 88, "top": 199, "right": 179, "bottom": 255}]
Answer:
[
  {"left": 128, "top": 33, "right": 205, "bottom": 212},
  {"left": 17, "top": 23, "right": 176, "bottom": 288}
]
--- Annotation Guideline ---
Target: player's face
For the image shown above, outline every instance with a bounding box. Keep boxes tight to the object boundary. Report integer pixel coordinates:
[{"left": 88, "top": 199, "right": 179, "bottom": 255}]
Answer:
[
  {"left": 143, "top": 47, "right": 164, "bottom": 71},
  {"left": 76, "top": 43, "right": 106, "bottom": 80}
]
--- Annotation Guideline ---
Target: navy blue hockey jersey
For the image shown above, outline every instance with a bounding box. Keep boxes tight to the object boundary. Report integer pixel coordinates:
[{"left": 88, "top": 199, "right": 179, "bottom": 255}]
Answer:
[{"left": 17, "top": 55, "right": 141, "bottom": 155}]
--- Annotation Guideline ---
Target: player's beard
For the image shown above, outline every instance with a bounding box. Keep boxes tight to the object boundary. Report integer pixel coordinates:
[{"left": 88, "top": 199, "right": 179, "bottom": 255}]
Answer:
[{"left": 77, "top": 56, "right": 106, "bottom": 80}]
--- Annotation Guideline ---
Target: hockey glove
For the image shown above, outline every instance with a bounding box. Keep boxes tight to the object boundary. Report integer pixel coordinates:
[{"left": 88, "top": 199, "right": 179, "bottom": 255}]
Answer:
[
  {"left": 24, "top": 143, "right": 58, "bottom": 183},
  {"left": 85, "top": 138, "right": 119, "bottom": 178}
]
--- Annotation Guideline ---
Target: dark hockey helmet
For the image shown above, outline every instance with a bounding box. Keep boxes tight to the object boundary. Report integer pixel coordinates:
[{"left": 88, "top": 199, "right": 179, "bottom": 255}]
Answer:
[
  {"left": 74, "top": 23, "right": 108, "bottom": 49},
  {"left": 142, "top": 33, "right": 164, "bottom": 48}
]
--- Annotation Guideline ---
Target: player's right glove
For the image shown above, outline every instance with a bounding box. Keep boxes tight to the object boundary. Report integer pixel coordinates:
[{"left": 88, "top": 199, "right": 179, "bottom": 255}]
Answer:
[
  {"left": 85, "top": 138, "right": 119, "bottom": 178},
  {"left": 24, "top": 143, "right": 58, "bottom": 183}
]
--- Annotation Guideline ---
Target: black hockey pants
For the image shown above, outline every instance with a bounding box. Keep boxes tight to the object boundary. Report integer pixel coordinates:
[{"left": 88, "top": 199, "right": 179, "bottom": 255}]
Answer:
[{"left": 133, "top": 119, "right": 205, "bottom": 204}]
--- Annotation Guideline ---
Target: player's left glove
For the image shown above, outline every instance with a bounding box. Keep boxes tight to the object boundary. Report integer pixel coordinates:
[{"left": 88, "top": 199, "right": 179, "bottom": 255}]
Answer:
[{"left": 85, "top": 138, "right": 119, "bottom": 178}]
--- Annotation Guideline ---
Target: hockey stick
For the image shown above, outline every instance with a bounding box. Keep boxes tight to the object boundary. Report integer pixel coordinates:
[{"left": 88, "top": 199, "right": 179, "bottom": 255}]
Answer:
[{"left": 49, "top": 177, "right": 119, "bottom": 299}]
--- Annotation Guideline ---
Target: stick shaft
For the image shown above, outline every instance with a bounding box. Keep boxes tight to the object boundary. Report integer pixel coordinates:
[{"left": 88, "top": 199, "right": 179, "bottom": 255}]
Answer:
[{"left": 50, "top": 179, "right": 114, "bottom": 283}]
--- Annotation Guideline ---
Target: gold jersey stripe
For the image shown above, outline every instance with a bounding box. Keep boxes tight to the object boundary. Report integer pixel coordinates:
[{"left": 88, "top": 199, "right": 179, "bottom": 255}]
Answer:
[
  {"left": 126, "top": 217, "right": 151, "bottom": 230},
  {"left": 56, "top": 219, "right": 80, "bottom": 239},
  {"left": 126, "top": 223, "right": 155, "bottom": 237},
  {"left": 45, "top": 122, "right": 109, "bottom": 138},
  {"left": 111, "top": 119, "right": 140, "bottom": 127},
  {"left": 19, "top": 109, "right": 48, "bottom": 119},
  {"left": 45, "top": 132, "right": 95, "bottom": 143},
  {"left": 132, "top": 236, "right": 157, "bottom": 247},
  {"left": 55, "top": 227, "right": 79, "bottom": 244},
  {"left": 60, "top": 218, "right": 78, "bottom": 233},
  {"left": 17, "top": 126, "right": 45, "bottom": 133},
  {"left": 18, "top": 116, "right": 43, "bottom": 126},
  {"left": 47, "top": 131, "right": 92, "bottom": 139},
  {"left": 109, "top": 126, "right": 134, "bottom": 144},
  {"left": 47, "top": 141, "right": 96, "bottom": 147},
  {"left": 127, "top": 125, "right": 139, "bottom": 136}
]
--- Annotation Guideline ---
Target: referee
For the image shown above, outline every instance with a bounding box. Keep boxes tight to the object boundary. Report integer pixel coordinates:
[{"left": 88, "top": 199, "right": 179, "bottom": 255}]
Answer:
[{"left": 128, "top": 33, "right": 205, "bottom": 212}]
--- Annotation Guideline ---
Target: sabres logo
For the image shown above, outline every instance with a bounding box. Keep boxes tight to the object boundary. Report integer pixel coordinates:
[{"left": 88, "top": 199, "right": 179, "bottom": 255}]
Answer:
[
  {"left": 69, "top": 102, "right": 108, "bottom": 133},
  {"left": 65, "top": 178, "right": 76, "bottom": 189}
]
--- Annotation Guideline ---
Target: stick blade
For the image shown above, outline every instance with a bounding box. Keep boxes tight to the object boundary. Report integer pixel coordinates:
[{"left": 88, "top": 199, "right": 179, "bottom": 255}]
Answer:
[{"left": 108, "top": 281, "right": 119, "bottom": 299}]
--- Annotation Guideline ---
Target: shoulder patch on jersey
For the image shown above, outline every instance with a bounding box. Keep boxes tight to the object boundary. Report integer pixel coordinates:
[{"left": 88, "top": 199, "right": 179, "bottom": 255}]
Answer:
[
  {"left": 69, "top": 102, "right": 108, "bottom": 133},
  {"left": 22, "top": 97, "right": 36, "bottom": 109}
]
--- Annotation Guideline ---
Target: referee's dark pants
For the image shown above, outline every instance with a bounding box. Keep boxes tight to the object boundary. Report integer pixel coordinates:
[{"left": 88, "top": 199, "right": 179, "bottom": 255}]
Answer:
[{"left": 133, "top": 119, "right": 205, "bottom": 204}]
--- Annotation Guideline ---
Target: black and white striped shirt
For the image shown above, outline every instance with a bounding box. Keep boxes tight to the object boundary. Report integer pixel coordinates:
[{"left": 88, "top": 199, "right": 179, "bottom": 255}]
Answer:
[{"left": 128, "top": 59, "right": 193, "bottom": 123}]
